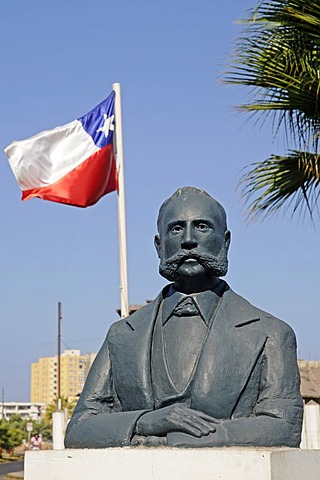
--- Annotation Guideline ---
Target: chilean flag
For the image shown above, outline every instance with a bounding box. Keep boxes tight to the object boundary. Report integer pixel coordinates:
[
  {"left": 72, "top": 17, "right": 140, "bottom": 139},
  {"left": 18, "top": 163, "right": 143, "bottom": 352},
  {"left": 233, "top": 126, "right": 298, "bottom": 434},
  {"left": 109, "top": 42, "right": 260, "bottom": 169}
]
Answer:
[{"left": 4, "top": 91, "right": 118, "bottom": 207}]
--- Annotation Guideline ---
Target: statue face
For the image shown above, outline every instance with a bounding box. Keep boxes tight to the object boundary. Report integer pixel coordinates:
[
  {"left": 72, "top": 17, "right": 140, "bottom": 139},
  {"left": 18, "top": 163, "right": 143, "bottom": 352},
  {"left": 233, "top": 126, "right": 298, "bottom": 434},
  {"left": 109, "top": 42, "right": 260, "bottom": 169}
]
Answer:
[{"left": 155, "top": 192, "right": 230, "bottom": 283}]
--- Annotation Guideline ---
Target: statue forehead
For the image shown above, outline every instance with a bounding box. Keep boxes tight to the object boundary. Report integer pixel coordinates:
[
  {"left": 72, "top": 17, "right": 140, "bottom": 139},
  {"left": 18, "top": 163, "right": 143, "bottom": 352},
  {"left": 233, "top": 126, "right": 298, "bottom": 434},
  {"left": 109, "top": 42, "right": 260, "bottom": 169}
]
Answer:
[{"left": 158, "top": 190, "right": 226, "bottom": 231}]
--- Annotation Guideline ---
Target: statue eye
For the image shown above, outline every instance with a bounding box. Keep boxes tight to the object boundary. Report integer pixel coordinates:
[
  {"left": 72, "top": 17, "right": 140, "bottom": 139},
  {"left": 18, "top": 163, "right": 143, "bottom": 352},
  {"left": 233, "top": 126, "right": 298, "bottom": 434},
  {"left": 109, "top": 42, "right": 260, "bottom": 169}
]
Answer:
[
  {"left": 196, "top": 223, "right": 210, "bottom": 231},
  {"left": 170, "top": 225, "right": 183, "bottom": 234}
]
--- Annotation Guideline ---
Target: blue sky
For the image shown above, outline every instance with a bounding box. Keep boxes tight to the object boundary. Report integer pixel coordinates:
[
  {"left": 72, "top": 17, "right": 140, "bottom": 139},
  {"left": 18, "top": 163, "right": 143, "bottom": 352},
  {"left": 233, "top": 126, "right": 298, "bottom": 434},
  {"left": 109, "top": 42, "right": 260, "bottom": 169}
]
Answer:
[{"left": 1, "top": 0, "right": 319, "bottom": 401}]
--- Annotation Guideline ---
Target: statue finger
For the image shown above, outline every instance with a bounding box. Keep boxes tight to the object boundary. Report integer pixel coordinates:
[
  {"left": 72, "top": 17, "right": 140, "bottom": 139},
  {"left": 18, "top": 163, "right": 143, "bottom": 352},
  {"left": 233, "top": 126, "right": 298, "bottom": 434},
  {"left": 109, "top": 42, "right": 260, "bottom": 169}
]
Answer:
[
  {"left": 182, "top": 416, "right": 216, "bottom": 435},
  {"left": 188, "top": 409, "right": 220, "bottom": 424}
]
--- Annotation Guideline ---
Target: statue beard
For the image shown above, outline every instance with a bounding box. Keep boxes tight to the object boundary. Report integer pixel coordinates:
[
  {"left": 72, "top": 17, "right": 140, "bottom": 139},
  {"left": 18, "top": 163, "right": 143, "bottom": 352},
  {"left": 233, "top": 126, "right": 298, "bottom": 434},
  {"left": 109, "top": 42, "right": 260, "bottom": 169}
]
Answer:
[{"left": 159, "top": 246, "right": 228, "bottom": 282}]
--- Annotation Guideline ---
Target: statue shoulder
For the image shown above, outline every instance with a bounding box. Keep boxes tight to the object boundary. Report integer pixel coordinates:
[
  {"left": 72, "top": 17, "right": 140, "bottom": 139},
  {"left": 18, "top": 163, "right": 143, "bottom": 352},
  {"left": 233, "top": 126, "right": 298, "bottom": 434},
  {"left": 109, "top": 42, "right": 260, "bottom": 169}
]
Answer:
[
  {"left": 258, "top": 309, "right": 297, "bottom": 342},
  {"left": 226, "top": 285, "right": 296, "bottom": 341},
  {"left": 107, "top": 297, "right": 159, "bottom": 336},
  {"left": 249, "top": 302, "right": 296, "bottom": 343}
]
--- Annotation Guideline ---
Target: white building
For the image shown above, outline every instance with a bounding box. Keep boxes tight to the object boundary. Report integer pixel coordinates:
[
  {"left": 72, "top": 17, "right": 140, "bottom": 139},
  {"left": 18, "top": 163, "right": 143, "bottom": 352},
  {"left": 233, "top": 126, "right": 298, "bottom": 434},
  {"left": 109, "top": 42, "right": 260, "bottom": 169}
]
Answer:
[{"left": 0, "top": 401, "right": 45, "bottom": 420}]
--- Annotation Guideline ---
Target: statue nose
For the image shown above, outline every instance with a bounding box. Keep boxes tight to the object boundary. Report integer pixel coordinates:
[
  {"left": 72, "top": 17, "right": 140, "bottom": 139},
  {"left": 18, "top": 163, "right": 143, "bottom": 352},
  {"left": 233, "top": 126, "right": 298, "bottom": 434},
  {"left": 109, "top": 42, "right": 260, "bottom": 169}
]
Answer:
[
  {"left": 181, "top": 239, "right": 198, "bottom": 250},
  {"left": 181, "top": 225, "right": 198, "bottom": 250}
]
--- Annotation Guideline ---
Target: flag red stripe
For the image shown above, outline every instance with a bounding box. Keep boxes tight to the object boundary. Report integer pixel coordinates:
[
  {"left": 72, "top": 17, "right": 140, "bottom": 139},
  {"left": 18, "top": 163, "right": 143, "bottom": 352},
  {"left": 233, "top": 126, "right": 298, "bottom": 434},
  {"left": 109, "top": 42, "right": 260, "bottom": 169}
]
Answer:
[{"left": 21, "top": 144, "right": 118, "bottom": 208}]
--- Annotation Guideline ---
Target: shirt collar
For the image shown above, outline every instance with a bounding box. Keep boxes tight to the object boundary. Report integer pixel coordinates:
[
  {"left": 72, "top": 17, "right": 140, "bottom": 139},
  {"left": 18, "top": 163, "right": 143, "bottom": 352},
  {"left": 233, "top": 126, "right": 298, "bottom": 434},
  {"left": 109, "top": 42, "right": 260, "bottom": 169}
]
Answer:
[{"left": 162, "top": 282, "right": 225, "bottom": 327}]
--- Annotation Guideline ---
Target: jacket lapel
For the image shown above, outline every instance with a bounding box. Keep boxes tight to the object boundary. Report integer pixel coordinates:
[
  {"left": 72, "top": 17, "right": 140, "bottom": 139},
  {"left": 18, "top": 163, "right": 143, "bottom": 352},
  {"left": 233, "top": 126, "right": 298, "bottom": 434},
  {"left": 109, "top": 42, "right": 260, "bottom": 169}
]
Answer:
[
  {"left": 192, "top": 286, "right": 267, "bottom": 419},
  {"left": 108, "top": 292, "right": 163, "bottom": 410}
]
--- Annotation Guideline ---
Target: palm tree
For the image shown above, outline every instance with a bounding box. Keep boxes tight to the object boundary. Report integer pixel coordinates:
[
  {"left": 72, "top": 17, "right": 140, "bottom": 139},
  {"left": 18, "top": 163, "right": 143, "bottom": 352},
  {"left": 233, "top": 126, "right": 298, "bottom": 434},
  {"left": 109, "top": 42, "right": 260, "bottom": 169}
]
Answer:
[
  {"left": 45, "top": 396, "right": 76, "bottom": 422},
  {"left": 225, "top": 0, "right": 320, "bottom": 220}
]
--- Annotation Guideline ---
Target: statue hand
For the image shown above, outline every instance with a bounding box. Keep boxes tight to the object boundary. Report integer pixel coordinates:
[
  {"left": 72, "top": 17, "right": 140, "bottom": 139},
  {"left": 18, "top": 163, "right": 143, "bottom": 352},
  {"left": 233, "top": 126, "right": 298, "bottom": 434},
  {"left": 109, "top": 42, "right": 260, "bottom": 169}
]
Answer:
[{"left": 135, "top": 405, "right": 218, "bottom": 437}]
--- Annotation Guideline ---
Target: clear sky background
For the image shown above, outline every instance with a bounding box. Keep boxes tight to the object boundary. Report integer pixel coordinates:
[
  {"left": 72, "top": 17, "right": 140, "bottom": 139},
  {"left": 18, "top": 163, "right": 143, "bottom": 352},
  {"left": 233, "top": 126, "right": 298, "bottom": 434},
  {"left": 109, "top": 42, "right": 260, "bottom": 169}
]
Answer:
[{"left": 1, "top": 0, "right": 319, "bottom": 402}]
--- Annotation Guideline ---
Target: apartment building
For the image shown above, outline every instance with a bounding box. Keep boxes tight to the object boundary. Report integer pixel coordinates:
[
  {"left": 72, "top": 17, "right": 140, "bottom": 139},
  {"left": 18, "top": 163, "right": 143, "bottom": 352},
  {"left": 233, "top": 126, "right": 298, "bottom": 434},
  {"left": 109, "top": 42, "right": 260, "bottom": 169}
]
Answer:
[{"left": 30, "top": 349, "right": 96, "bottom": 404}]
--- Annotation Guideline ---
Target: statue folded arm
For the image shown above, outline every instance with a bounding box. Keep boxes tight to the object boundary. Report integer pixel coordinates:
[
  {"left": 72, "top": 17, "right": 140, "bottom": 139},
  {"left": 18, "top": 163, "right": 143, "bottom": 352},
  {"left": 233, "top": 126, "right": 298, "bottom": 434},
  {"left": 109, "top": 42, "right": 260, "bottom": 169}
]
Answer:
[
  {"left": 167, "top": 324, "right": 303, "bottom": 447},
  {"left": 64, "top": 335, "right": 149, "bottom": 448}
]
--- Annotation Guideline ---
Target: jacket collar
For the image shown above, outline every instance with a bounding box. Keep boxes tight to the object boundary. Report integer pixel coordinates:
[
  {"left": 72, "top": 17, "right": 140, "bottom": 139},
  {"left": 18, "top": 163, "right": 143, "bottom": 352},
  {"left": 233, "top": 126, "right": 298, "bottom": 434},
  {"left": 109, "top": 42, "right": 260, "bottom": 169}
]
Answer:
[
  {"left": 161, "top": 282, "right": 225, "bottom": 327},
  {"left": 125, "top": 282, "right": 261, "bottom": 331}
]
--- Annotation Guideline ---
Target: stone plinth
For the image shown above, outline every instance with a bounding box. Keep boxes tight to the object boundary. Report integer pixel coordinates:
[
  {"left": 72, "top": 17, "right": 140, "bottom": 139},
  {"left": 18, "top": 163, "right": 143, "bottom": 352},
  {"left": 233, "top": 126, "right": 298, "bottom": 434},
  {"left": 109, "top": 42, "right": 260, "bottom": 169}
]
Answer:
[{"left": 24, "top": 447, "right": 320, "bottom": 480}]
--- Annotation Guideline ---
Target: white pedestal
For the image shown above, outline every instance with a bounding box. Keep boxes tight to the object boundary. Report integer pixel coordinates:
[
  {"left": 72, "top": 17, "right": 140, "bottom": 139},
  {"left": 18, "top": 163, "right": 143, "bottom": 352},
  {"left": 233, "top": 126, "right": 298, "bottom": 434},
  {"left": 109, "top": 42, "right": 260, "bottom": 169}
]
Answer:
[
  {"left": 24, "top": 447, "right": 320, "bottom": 480},
  {"left": 52, "top": 410, "right": 66, "bottom": 450}
]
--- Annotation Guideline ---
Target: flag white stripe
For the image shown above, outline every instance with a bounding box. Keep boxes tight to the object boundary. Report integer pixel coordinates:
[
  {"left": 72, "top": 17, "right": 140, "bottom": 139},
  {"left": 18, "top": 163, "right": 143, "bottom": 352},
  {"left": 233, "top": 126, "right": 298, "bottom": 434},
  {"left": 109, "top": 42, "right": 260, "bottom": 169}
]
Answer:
[{"left": 5, "top": 120, "right": 99, "bottom": 190}]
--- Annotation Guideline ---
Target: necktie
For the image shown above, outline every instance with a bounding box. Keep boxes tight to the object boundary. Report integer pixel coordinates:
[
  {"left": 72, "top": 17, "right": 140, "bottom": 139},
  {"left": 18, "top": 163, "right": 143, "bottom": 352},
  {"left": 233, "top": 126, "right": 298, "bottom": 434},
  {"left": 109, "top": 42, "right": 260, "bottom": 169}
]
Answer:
[{"left": 172, "top": 297, "right": 200, "bottom": 317}]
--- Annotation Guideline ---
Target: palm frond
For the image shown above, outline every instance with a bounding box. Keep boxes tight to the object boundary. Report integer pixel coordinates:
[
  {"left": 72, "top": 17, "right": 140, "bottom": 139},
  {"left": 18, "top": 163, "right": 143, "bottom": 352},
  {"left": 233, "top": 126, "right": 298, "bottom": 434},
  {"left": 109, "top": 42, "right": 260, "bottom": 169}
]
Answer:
[
  {"left": 225, "top": 0, "right": 320, "bottom": 149},
  {"left": 240, "top": 150, "right": 320, "bottom": 220}
]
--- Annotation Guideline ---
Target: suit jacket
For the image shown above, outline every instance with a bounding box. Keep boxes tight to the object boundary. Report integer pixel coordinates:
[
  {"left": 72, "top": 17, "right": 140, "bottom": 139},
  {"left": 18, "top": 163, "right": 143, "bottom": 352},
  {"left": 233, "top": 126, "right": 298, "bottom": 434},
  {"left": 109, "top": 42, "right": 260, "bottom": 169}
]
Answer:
[{"left": 64, "top": 283, "right": 303, "bottom": 448}]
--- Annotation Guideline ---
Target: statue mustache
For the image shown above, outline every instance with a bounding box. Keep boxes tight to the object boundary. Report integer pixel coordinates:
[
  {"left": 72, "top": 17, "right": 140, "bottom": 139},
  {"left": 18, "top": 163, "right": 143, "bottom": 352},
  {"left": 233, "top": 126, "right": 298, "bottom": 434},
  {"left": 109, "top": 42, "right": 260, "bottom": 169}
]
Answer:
[
  {"left": 161, "top": 250, "right": 216, "bottom": 269},
  {"left": 159, "top": 248, "right": 228, "bottom": 281}
]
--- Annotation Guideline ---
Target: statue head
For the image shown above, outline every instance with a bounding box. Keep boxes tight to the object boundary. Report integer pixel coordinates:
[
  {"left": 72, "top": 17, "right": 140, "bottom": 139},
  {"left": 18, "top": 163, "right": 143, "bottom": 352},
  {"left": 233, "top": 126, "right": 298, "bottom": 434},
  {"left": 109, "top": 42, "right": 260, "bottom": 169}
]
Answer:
[{"left": 155, "top": 187, "right": 231, "bottom": 292}]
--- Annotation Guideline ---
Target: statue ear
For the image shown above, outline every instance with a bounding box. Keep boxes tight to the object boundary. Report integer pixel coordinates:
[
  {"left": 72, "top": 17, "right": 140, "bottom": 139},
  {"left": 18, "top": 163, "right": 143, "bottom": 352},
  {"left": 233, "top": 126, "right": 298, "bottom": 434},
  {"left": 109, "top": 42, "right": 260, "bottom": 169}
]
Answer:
[
  {"left": 225, "top": 230, "right": 231, "bottom": 251},
  {"left": 154, "top": 235, "right": 161, "bottom": 258}
]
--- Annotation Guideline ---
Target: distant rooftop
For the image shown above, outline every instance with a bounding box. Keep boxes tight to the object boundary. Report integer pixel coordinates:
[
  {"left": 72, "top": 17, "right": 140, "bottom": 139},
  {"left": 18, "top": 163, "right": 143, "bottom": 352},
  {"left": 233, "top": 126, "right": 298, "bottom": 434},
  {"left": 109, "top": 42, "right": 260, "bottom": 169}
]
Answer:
[
  {"left": 117, "top": 301, "right": 153, "bottom": 317},
  {"left": 299, "top": 360, "right": 320, "bottom": 403}
]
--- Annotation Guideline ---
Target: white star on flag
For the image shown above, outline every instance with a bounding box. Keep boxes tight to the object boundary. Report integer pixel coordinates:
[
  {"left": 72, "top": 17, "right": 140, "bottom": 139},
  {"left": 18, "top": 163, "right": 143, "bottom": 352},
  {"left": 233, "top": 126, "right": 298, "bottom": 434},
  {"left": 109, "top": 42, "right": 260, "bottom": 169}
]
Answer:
[{"left": 96, "top": 114, "right": 115, "bottom": 137}]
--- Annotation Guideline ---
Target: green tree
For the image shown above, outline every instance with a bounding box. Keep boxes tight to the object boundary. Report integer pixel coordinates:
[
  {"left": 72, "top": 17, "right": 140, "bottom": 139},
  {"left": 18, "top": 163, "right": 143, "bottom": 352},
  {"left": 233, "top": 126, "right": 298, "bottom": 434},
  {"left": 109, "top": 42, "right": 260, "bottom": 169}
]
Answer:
[
  {"left": 0, "top": 421, "right": 13, "bottom": 452},
  {"left": 0, "top": 416, "right": 28, "bottom": 453},
  {"left": 225, "top": 0, "right": 320, "bottom": 220},
  {"left": 0, "top": 415, "right": 52, "bottom": 453},
  {"left": 36, "top": 417, "right": 52, "bottom": 442}
]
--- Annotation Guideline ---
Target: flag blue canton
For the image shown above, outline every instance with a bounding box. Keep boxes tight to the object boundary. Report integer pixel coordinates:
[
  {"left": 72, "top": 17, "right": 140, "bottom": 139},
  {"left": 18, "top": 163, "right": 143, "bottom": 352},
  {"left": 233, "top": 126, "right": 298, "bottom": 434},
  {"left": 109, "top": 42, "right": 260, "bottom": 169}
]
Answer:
[{"left": 78, "top": 91, "right": 115, "bottom": 149}]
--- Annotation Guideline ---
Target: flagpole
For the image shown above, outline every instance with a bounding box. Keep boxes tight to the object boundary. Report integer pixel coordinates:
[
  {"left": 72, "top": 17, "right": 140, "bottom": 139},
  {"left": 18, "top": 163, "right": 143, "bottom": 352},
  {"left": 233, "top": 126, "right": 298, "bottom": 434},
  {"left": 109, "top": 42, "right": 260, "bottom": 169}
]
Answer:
[
  {"left": 112, "top": 82, "right": 129, "bottom": 318},
  {"left": 57, "top": 301, "right": 62, "bottom": 410}
]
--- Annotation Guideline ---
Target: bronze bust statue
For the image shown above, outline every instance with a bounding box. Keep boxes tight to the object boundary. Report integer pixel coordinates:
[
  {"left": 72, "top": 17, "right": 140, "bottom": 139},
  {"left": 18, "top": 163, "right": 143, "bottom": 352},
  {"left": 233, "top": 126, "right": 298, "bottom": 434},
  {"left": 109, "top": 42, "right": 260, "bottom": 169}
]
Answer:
[{"left": 65, "top": 187, "right": 303, "bottom": 448}]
